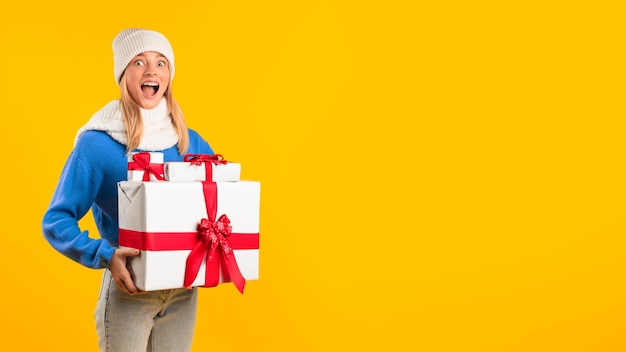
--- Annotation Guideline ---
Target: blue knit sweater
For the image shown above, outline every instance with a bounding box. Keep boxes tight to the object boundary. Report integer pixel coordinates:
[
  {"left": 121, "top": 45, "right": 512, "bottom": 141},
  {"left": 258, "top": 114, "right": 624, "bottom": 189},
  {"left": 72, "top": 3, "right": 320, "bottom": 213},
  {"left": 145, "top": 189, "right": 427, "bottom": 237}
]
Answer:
[{"left": 42, "top": 130, "right": 213, "bottom": 269}]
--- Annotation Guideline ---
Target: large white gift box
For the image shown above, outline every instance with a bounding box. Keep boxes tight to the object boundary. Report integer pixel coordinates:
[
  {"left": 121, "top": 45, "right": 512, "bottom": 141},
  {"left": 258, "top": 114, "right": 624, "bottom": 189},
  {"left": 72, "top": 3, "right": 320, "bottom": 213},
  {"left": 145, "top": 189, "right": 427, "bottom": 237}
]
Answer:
[
  {"left": 127, "top": 152, "right": 165, "bottom": 181},
  {"left": 164, "top": 161, "right": 241, "bottom": 182},
  {"left": 117, "top": 180, "right": 260, "bottom": 292}
]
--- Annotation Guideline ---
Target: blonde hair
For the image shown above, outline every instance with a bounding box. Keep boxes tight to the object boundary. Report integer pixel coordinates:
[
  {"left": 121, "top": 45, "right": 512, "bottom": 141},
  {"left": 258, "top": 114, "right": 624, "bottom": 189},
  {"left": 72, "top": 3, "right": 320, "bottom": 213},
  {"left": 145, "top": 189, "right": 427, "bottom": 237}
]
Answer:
[{"left": 119, "top": 73, "right": 189, "bottom": 155}]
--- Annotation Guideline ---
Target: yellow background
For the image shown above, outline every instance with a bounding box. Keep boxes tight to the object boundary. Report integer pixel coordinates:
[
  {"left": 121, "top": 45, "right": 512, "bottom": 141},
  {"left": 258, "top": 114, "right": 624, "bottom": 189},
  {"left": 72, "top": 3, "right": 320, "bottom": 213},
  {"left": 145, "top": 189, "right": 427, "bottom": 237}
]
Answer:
[{"left": 1, "top": 1, "right": 625, "bottom": 351}]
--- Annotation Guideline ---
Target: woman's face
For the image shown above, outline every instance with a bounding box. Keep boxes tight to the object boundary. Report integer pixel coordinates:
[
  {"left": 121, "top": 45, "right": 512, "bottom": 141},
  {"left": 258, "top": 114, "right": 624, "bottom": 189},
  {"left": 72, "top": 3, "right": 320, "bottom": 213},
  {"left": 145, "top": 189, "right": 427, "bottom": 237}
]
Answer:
[{"left": 124, "top": 52, "right": 171, "bottom": 109}]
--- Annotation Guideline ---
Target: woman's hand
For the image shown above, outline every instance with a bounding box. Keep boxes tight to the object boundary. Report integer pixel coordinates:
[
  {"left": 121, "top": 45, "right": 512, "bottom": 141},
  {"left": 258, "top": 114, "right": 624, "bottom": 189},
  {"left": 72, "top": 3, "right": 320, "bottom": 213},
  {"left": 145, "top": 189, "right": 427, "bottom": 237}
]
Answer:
[{"left": 109, "top": 248, "right": 145, "bottom": 295}]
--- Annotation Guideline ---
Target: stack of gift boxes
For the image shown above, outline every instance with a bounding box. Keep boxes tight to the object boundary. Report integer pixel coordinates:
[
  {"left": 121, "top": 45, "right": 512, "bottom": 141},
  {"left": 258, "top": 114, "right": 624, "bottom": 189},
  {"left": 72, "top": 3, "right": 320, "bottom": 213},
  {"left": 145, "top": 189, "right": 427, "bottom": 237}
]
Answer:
[{"left": 118, "top": 152, "right": 260, "bottom": 294}]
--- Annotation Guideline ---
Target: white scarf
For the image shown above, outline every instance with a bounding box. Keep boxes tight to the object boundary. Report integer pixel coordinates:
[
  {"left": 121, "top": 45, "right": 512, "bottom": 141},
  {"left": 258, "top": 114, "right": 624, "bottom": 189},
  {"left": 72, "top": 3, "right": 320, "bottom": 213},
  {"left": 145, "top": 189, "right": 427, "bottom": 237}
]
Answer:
[{"left": 74, "top": 98, "right": 178, "bottom": 151}]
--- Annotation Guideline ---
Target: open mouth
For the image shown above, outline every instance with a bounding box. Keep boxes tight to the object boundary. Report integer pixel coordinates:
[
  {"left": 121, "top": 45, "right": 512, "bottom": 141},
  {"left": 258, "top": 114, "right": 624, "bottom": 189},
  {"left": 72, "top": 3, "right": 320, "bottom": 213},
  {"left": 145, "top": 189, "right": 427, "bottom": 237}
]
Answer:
[{"left": 141, "top": 82, "right": 159, "bottom": 96}]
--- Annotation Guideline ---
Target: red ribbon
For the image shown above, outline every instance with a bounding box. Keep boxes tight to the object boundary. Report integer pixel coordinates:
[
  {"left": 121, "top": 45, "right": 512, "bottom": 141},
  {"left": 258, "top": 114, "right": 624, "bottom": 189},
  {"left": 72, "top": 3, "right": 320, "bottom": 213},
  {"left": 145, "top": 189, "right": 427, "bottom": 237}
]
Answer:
[
  {"left": 128, "top": 152, "right": 165, "bottom": 181},
  {"left": 119, "top": 229, "right": 259, "bottom": 251},
  {"left": 183, "top": 154, "right": 228, "bottom": 181},
  {"left": 183, "top": 182, "right": 247, "bottom": 293}
]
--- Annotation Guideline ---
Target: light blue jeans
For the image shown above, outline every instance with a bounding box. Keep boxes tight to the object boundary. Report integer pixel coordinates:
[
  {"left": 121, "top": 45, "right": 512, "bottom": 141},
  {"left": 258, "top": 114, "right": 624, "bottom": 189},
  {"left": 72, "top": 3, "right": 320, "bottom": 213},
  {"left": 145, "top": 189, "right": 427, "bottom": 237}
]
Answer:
[{"left": 95, "top": 269, "right": 198, "bottom": 352}]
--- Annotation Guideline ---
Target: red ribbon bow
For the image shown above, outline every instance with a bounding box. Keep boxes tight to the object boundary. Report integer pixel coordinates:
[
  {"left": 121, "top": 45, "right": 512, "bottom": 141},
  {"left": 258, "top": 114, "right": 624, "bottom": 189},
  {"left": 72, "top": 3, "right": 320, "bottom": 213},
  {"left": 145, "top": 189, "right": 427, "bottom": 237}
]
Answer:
[
  {"left": 128, "top": 152, "right": 165, "bottom": 181},
  {"left": 183, "top": 154, "right": 228, "bottom": 182},
  {"left": 184, "top": 182, "right": 246, "bottom": 293},
  {"left": 183, "top": 153, "right": 228, "bottom": 166}
]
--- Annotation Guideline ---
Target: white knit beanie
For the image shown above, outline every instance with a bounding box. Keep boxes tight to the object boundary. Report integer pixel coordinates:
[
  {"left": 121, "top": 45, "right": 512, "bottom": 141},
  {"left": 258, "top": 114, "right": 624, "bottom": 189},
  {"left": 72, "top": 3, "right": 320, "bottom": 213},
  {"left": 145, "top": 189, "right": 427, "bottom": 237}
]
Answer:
[{"left": 112, "top": 28, "right": 175, "bottom": 85}]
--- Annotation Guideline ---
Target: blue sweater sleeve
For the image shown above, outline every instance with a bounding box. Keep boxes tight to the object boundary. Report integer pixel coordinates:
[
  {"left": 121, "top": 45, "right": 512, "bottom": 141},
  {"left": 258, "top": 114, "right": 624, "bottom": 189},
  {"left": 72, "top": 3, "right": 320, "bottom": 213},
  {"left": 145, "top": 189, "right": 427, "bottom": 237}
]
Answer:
[
  {"left": 42, "top": 135, "right": 117, "bottom": 269},
  {"left": 187, "top": 129, "right": 214, "bottom": 155}
]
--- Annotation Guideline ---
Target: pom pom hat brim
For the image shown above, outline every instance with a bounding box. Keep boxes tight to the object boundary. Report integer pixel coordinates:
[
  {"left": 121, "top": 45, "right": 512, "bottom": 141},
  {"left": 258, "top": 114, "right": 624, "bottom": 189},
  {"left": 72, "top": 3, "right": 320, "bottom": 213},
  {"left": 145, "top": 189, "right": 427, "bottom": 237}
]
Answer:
[{"left": 113, "top": 28, "right": 175, "bottom": 85}]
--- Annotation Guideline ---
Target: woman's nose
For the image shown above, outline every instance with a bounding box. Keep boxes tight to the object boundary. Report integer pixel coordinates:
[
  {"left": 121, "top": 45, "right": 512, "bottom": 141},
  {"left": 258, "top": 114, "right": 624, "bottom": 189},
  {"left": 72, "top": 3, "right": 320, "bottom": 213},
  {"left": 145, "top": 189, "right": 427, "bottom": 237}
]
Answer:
[{"left": 144, "top": 64, "right": 157, "bottom": 75}]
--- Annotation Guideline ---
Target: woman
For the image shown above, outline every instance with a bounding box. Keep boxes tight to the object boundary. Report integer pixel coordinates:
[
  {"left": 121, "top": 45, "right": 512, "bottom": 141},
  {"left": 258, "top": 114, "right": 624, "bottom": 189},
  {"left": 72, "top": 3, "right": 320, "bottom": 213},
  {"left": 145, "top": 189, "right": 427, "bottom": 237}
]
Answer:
[{"left": 42, "top": 28, "right": 212, "bottom": 351}]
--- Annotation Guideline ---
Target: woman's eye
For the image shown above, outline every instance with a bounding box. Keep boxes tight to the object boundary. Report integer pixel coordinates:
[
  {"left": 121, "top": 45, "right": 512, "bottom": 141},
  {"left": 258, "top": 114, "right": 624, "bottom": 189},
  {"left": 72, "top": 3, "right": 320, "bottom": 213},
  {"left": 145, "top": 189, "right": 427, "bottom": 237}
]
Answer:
[
  {"left": 134, "top": 60, "right": 145, "bottom": 66},
  {"left": 158, "top": 61, "right": 166, "bottom": 67}
]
